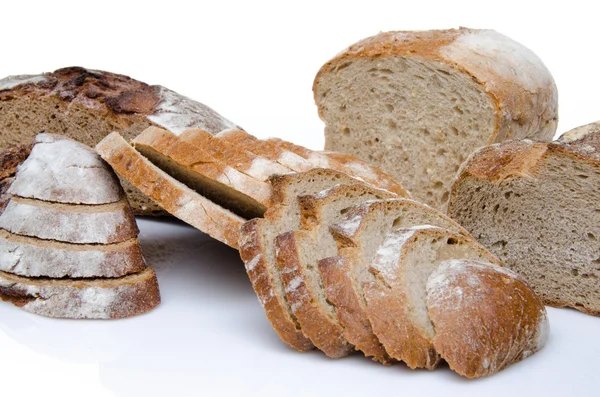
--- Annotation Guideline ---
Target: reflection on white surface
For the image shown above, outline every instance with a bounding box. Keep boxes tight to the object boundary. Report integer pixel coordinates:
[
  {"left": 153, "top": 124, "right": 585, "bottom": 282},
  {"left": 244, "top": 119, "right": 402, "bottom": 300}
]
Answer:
[{"left": 1, "top": 218, "right": 600, "bottom": 397}]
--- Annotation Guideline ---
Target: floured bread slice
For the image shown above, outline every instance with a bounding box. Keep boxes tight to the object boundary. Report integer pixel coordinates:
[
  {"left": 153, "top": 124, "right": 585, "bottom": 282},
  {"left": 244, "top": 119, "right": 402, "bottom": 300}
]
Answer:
[
  {"left": 319, "top": 199, "right": 470, "bottom": 362},
  {"left": 448, "top": 122, "right": 600, "bottom": 315},
  {"left": 314, "top": 28, "right": 558, "bottom": 210},
  {"left": 0, "top": 267, "right": 160, "bottom": 319},
  {"left": 0, "top": 134, "right": 159, "bottom": 318},
  {"left": 426, "top": 259, "right": 548, "bottom": 378},
  {"left": 274, "top": 184, "right": 395, "bottom": 358},
  {"left": 132, "top": 126, "right": 269, "bottom": 218},
  {"left": 363, "top": 226, "right": 501, "bottom": 369},
  {"left": 96, "top": 132, "right": 245, "bottom": 249},
  {"left": 266, "top": 137, "right": 409, "bottom": 196},
  {"left": 0, "top": 67, "right": 242, "bottom": 215},
  {"left": 238, "top": 169, "right": 388, "bottom": 351},
  {"left": 178, "top": 129, "right": 291, "bottom": 181},
  {"left": 216, "top": 129, "right": 315, "bottom": 172}
]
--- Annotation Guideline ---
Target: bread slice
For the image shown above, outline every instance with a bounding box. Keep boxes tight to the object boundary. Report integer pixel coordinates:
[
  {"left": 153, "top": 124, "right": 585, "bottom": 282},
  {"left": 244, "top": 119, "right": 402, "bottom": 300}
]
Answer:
[
  {"left": 0, "top": 266, "right": 160, "bottom": 319},
  {"left": 319, "top": 199, "right": 470, "bottom": 363},
  {"left": 0, "top": 67, "right": 241, "bottom": 214},
  {"left": 363, "top": 226, "right": 501, "bottom": 369},
  {"left": 266, "top": 137, "right": 410, "bottom": 197},
  {"left": 448, "top": 123, "right": 600, "bottom": 315},
  {"left": 238, "top": 169, "right": 383, "bottom": 351},
  {"left": 0, "top": 230, "right": 145, "bottom": 278},
  {"left": 0, "top": 196, "right": 137, "bottom": 244},
  {"left": 132, "top": 126, "right": 269, "bottom": 218},
  {"left": 313, "top": 28, "right": 558, "bottom": 210},
  {"left": 274, "top": 184, "right": 396, "bottom": 358},
  {"left": 96, "top": 132, "right": 245, "bottom": 249},
  {"left": 178, "top": 129, "right": 291, "bottom": 181},
  {"left": 216, "top": 129, "right": 315, "bottom": 172},
  {"left": 427, "top": 259, "right": 548, "bottom": 378}
]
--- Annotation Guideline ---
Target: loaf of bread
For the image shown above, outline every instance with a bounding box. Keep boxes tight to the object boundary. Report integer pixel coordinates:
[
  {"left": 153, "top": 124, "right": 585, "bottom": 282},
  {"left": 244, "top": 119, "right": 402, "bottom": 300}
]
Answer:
[
  {"left": 0, "top": 67, "right": 241, "bottom": 215},
  {"left": 313, "top": 28, "right": 558, "bottom": 210},
  {"left": 0, "top": 134, "right": 160, "bottom": 318},
  {"left": 448, "top": 121, "right": 600, "bottom": 315}
]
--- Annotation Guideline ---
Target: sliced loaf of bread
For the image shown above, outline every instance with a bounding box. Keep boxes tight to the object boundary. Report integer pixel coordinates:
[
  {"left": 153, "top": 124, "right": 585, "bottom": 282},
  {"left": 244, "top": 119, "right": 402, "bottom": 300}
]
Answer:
[
  {"left": 0, "top": 67, "right": 242, "bottom": 215},
  {"left": 448, "top": 122, "right": 600, "bottom": 315},
  {"left": 363, "top": 226, "right": 501, "bottom": 369},
  {"left": 314, "top": 28, "right": 558, "bottom": 210},
  {"left": 238, "top": 169, "right": 388, "bottom": 351},
  {"left": 319, "top": 199, "right": 470, "bottom": 362},
  {"left": 274, "top": 184, "right": 396, "bottom": 358}
]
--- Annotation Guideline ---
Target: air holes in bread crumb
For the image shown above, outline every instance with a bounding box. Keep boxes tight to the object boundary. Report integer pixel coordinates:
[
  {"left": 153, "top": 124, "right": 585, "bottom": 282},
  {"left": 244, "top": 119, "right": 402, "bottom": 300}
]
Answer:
[
  {"left": 392, "top": 217, "right": 402, "bottom": 228},
  {"left": 342, "top": 127, "right": 350, "bottom": 135},
  {"left": 386, "top": 104, "right": 394, "bottom": 112},
  {"left": 446, "top": 237, "right": 457, "bottom": 245},
  {"left": 388, "top": 120, "right": 398, "bottom": 129},
  {"left": 588, "top": 233, "right": 597, "bottom": 241}
]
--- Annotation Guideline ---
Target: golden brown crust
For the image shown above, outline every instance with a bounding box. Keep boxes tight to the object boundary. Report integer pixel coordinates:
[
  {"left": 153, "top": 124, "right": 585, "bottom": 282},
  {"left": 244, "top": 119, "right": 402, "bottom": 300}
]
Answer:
[
  {"left": 96, "top": 132, "right": 244, "bottom": 249},
  {"left": 314, "top": 28, "right": 557, "bottom": 144},
  {"left": 0, "top": 144, "right": 31, "bottom": 180},
  {"left": 427, "top": 260, "right": 547, "bottom": 378},
  {"left": 238, "top": 219, "right": 314, "bottom": 351},
  {"left": 275, "top": 231, "right": 354, "bottom": 358},
  {"left": 318, "top": 256, "right": 394, "bottom": 364}
]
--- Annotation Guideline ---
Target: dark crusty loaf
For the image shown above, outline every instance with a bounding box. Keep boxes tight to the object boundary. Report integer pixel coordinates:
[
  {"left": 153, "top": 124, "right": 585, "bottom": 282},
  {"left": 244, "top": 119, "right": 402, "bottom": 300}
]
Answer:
[
  {"left": 0, "top": 134, "right": 159, "bottom": 318},
  {"left": 0, "top": 67, "right": 241, "bottom": 215},
  {"left": 314, "top": 28, "right": 558, "bottom": 210},
  {"left": 448, "top": 121, "right": 600, "bottom": 315}
]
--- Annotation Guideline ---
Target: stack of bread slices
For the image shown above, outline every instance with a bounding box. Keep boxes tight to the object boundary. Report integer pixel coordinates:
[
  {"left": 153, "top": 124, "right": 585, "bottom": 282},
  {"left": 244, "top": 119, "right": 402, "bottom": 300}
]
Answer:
[
  {"left": 96, "top": 125, "right": 548, "bottom": 378},
  {"left": 0, "top": 133, "right": 160, "bottom": 319}
]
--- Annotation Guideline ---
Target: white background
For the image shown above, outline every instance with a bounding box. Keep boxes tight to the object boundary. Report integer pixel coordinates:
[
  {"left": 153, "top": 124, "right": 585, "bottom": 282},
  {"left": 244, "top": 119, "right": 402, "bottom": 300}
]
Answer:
[{"left": 1, "top": 1, "right": 600, "bottom": 396}]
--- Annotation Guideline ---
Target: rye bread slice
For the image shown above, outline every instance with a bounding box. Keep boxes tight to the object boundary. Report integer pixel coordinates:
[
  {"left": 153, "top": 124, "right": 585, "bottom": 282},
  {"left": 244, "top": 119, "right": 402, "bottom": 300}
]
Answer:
[
  {"left": 96, "top": 132, "right": 245, "bottom": 249},
  {"left": 0, "top": 266, "right": 160, "bottom": 319},
  {"left": 238, "top": 169, "right": 380, "bottom": 351},
  {"left": 319, "top": 198, "right": 471, "bottom": 363},
  {"left": 178, "top": 128, "right": 291, "bottom": 181},
  {"left": 274, "top": 184, "right": 396, "bottom": 358},
  {"left": 363, "top": 226, "right": 501, "bottom": 369},
  {"left": 132, "top": 126, "right": 269, "bottom": 218}
]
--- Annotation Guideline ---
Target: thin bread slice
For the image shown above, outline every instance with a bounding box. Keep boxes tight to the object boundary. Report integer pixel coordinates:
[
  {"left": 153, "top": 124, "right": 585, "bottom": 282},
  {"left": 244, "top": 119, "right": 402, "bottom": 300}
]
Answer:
[
  {"left": 0, "top": 196, "right": 137, "bottom": 244},
  {"left": 238, "top": 169, "right": 380, "bottom": 351},
  {"left": 216, "top": 129, "right": 314, "bottom": 172},
  {"left": 363, "top": 226, "right": 501, "bottom": 369},
  {"left": 427, "top": 259, "right": 548, "bottom": 378},
  {"left": 132, "top": 126, "right": 269, "bottom": 218},
  {"left": 96, "top": 132, "right": 244, "bottom": 249},
  {"left": 319, "top": 199, "right": 471, "bottom": 363},
  {"left": 0, "top": 266, "right": 160, "bottom": 319},
  {"left": 266, "top": 136, "right": 409, "bottom": 196},
  {"left": 178, "top": 128, "right": 291, "bottom": 181},
  {"left": 448, "top": 123, "right": 600, "bottom": 315},
  {"left": 274, "top": 184, "right": 396, "bottom": 358},
  {"left": 0, "top": 230, "right": 145, "bottom": 278}
]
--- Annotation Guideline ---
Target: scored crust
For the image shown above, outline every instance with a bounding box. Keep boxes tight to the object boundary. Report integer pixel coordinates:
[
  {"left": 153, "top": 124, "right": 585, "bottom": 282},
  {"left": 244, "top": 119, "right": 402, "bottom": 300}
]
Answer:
[
  {"left": 96, "top": 132, "right": 245, "bottom": 249},
  {"left": 0, "top": 266, "right": 160, "bottom": 319}
]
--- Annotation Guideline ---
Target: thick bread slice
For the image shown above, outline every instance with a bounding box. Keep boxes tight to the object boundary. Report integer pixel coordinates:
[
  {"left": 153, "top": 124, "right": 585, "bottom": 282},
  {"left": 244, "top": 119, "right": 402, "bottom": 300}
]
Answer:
[
  {"left": 0, "top": 266, "right": 160, "bottom": 319},
  {"left": 274, "top": 184, "right": 396, "bottom": 358},
  {"left": 314, "top": 28, "right": 558, "bottom": 210},
  {"left": 363, "top": 226, "right": 501, "bottom": 369},
  {"left": 132, "top": 126, "right": 269, "bottom": 218},
  {"left": 427, "top": 259, "right": 548, "bottom": 378},
  {"left": 178, "top": 129, "right": 291, "bottom": 181},
  {"left": 319, "top": 199, "right": 470, "bottom": 363},
  {"left": 9, "top": 133, "right": 123, "bottom": 205},
  {"left": 0, "top": 67, "right": 242, "bottom": 215},
  {"left": 216, "top": 129, "right": 314, "bottom": 172},
  {"left": 238, "top": 169, "right": 380, "bottom": 351},
  {"left": 266, "top": 137, "right": 410, "bottom": 197},
  {"left": 448, "top": 124, "right": 600, "bottom": 315},
  {"left": 0, "top": 230, "right": 145, "bottom": 278},
  {"left": 0, "top": 196, "right": 137, "bottom": 244},
  {"left": 96, "top": 132, "right": 244, "bottom": 249}
]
